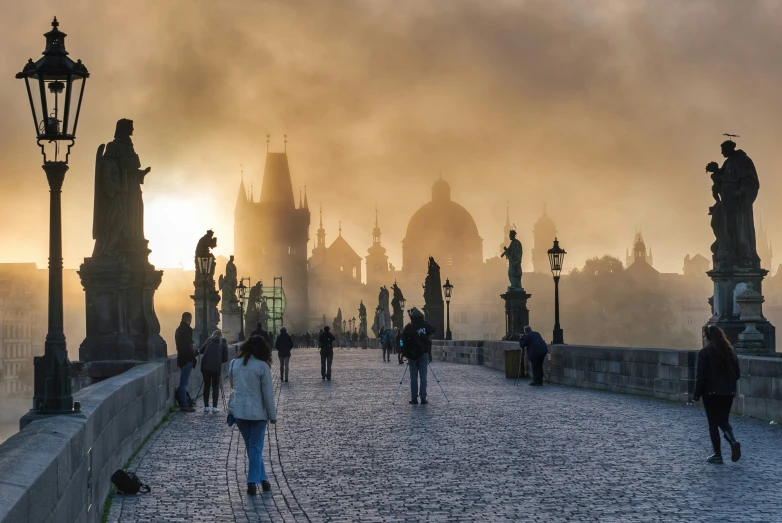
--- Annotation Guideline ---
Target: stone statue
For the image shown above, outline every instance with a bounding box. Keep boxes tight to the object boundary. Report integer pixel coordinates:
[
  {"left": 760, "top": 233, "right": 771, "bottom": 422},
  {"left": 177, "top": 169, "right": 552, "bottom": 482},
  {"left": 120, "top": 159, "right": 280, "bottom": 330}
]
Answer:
[
  {"left": 195, "top": 230, "right": 218, "bottom": 279},
  {"left": 102, "top": 119, "right": 151, "bottom": 246},
  {"left": 247, "top": 281, "right": 262, "bottom": 314},
  {"left": 501, "top": 229, "right": 523, "bottom": 290},
  {"left": 333, "top": 308, "right": 343, "bottom": 335},
  {"left": 358, "top": 301, "right": 368, "bottom": 339},
  {"left": 706, "top": 140, "right": 760, "bottom": 269},
  {"left": 423, "top": 256, "right": 443, "bottom": 306},
  {"left": 371, "top": 306, "right": 382, "bottom": 338},
  {"left": 391, "top": 282, "right": 405, "bottom": 317},
  {"left": 92, "top": 143, "right": 127, "bottom": 258},
  {"left": 376, "top": 286, "right": 392, "bottom": 335},
  {"left": 218, "top": 255, "right": 238, "bottom": 306}
]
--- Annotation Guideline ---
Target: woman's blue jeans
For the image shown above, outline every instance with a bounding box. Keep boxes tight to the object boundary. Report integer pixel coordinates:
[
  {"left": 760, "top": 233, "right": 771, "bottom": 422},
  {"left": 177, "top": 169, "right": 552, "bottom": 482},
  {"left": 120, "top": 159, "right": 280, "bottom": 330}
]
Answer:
[{"left": 236, "top": 419, "right": 268, "bottom": 484}]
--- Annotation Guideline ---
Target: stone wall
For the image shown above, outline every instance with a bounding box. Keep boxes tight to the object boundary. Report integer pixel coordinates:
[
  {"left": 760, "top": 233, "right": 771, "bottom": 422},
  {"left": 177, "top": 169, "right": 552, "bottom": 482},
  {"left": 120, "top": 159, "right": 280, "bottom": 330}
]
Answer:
[
  {"left": 432, "top": 341, "right": 782, "bottom": 423},
  {"left": 0, "top": 356, "right": 228, "bottom": 523}
]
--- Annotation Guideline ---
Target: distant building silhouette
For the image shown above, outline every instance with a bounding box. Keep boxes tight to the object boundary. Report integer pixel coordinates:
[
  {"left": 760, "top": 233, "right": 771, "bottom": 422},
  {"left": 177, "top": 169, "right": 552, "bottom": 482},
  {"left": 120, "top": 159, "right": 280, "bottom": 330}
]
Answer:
[
  {"left": 234, "top": 150, "right": 310, "bottom": 330},
  {"left": 626, "top": 232, "right": 653, "bottom": 268},
  {"left": 532, "top": 205, "right": 557, "bottom": 274},
  {"left": 683, "top": 254, "right": 710, "bottom": 276},
  {"left": 365, "top": 207, "right": 390, "bottom": 287}
]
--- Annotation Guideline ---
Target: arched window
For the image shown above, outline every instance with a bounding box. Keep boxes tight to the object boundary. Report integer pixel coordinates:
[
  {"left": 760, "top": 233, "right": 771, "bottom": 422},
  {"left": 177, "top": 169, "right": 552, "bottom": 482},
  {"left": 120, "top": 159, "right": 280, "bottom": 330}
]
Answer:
[{"left": 352, "top": 267, "right": 357, "bottom": 279}]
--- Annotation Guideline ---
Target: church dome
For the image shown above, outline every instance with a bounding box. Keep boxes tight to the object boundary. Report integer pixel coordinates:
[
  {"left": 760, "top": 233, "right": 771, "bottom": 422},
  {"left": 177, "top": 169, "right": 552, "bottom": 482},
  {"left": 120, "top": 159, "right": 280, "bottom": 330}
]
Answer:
[
  {"left": 403, "top": 178, "right": 483, "bottom": 273},
  {"left": 533, "top": 209, "right": 556, "bottom": 234}
]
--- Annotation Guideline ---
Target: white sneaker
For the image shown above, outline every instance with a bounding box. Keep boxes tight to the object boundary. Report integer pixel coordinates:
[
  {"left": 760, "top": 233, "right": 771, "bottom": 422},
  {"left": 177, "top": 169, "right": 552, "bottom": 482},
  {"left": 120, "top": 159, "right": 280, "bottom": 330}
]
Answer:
[
  {"left": 204, "top": 407, "right": 210, "bottom": 413},
  {"left": 212, "top": 407, "right": 220, "bottom": 413}
]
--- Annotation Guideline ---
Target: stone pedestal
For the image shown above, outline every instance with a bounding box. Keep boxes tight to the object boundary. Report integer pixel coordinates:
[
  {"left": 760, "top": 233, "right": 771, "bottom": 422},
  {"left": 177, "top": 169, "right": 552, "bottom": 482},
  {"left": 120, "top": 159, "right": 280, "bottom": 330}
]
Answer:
[
  {"left": 221, "top": 308, "right": 242, "bottom": 344},
  {"left": 502, "top": 288, "right": 532, "bottom": 341},
  {"left": 78, "top": 253, "right": 167, "bottom": 364},
  {"left": 423, "top": 303, "right": 444, "bottom": 341},
  {"left": 192, "top": 275, "right": 221, "bottom": 346},
  {"left": 706, "top": 267, "right": 775, "bottom": 353}
]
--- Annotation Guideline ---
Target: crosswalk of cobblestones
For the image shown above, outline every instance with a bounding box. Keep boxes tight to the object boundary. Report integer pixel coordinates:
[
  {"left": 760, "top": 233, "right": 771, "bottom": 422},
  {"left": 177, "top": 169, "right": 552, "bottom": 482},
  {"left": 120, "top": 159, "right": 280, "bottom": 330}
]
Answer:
[{"left": 108, "top": 348, "right": 782, "bottom": 522}]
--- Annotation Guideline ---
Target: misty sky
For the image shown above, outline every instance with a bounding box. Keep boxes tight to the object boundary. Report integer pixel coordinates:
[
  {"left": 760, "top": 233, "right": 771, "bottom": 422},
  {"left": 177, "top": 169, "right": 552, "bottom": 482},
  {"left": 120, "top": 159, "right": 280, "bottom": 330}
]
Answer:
[{"left": 2, "top": 0, "right": 782, "bottom": 275}]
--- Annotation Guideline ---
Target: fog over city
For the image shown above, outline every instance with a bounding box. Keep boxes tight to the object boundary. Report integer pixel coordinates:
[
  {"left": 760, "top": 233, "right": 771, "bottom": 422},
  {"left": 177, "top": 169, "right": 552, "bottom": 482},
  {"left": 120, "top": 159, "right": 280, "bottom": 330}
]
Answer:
[{"left": 1, "top": 0, "right": 781, "bottom": 276}]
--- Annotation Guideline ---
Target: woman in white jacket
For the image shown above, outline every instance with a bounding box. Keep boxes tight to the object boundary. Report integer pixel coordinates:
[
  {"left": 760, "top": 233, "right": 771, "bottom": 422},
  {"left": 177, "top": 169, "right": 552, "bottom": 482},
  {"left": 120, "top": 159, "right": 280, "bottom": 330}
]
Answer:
[{"left": 229, "top": 335, "right": 277, "bottom": 495}]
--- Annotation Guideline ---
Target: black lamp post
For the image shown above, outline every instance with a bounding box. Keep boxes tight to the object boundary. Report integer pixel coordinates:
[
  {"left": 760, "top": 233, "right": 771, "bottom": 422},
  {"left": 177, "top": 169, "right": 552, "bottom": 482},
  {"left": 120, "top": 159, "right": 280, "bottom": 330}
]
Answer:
[
  {"left": 17, "top": 18, "right": 89, "bottom": 414},
  {"left": 443, "top": 278, "right": 453, "bottom": 340},
  {"left": 237, "top": 279, "right": 247, "bottom": 342},
  {"left": 547, "top": 238, "right": 567, "bottom": 345},
  {"left": 196, "top": 255, "right": 214, "bottom": 345}
]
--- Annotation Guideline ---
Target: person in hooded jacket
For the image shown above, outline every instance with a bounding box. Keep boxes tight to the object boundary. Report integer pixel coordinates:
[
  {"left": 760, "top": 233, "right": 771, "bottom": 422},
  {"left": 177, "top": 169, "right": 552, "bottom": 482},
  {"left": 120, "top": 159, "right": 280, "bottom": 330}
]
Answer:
[
  {"left": 275, "top": 326, "right": 294, "bottom": 382},
  {"left": 520, "top": 326, "right": 548, "bottom": 386},
  {"left": 199, "top": 329, "right": 229, "bottom": 412},
  {"left": 319, "top": 326, "right": 336, "bottom": 380},
  {"left": 694, "top": 324, "right": 741, "bottom": 464},
  {"left": 175, "top": 312, "right": 198, "bottom": 412},
  {"left": 401, "top": 308, "right": 435, "bottom": 405},
  {"left": 381, "top": 327, "right": 394, "bottom": 362}
]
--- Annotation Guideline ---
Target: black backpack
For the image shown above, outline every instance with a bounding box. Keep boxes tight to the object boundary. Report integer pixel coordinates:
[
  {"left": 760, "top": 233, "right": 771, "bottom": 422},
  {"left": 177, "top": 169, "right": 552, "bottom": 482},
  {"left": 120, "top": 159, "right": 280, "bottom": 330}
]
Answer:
[
  {"left": 111, "top": 470, "right": 151, "bottom": 494},
  {"left": 401, "top": 326, "right": 424, "bottom": 361}
]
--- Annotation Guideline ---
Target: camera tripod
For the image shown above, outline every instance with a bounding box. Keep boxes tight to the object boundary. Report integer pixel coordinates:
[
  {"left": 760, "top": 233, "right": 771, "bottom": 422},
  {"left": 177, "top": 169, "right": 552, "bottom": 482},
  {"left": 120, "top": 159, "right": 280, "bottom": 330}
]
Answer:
[{"left": 392, "top": 358, "right": 449, "bottom": 404}]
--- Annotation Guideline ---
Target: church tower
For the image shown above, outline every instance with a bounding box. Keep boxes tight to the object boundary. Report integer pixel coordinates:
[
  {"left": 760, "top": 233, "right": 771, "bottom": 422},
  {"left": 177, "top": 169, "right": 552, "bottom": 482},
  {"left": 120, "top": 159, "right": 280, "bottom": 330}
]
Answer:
[
  {"left": 310, "top": 206, "right": 328, "bottom": 268},
  {"left": 532, "top": 204, "right": 557, "bottom": 274},
  {"left": 234, "top": 145, "right": 310, "bottom": 330},
  {"left": 626, "top": 232, "right": 653, "bottom": 268},
  {"left": 366, "top": 206, "right": 389, "bottom": 287}
]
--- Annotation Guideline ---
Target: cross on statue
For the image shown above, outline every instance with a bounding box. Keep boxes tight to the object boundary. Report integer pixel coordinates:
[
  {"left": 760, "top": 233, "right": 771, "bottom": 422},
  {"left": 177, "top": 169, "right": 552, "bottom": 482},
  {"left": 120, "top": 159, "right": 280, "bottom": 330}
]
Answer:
[{"left": 723, "top": 133, "right": 740, "bottom": 142}]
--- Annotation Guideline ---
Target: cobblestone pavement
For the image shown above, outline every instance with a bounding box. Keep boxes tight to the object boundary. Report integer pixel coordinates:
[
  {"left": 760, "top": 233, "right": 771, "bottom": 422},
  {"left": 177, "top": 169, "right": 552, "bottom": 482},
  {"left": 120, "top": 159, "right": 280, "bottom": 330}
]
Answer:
[{"left": 108, "top": 348, "right": 782, "bottom": 522}]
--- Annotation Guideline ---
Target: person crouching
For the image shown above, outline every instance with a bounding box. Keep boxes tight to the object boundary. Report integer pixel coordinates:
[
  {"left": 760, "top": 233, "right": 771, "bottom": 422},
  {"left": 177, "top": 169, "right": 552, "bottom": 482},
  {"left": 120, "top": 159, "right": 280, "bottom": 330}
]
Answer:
[{"left": 520, "top": 326, "right": 548, "bottom": 386}]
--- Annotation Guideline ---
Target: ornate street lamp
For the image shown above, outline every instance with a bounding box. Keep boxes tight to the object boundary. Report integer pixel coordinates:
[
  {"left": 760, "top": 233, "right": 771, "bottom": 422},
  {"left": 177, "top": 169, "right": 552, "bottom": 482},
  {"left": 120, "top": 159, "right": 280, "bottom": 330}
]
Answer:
[
  {"left": 547, "top": 238, "right": 566, "bottom": 344},
  {"left": 443, "top": 278, "right": 453, "bottom": 340},
  {"left": 196, "top": 255, "right": 214, "bottom": 345},
  {"left": 17, "top": 17, "right": 89, "bottom": 414},
  {"left": 238, "top": 279, "right": 247, "bottom": 342}
]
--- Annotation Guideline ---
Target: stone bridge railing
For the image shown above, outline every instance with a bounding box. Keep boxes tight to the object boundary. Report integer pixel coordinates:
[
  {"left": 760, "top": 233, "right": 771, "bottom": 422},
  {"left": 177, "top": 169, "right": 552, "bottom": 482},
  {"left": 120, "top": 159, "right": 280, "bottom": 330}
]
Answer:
[
  {"left": 0, "top": 356, "right": 230, "bottom": 523},
  {"left": 432, "top": 340, "right": 782, "bottom": 423}
]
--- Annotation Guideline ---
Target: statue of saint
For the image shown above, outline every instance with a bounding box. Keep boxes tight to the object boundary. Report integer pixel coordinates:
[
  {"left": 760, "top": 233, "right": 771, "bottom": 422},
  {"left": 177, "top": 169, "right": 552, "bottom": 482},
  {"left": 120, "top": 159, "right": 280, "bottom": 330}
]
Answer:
[
  {"left": 423, "top": 256, "right": 443, "bottom": 306},
  {"left": 218, "top": 255, "right": 238, "bottom": 305},
  {"left": 333, "top": 308, "right": 343, "bottom": 335},
  {"left": 102, "top": 119, "right": 151, "bottom": 246},
  {"left": 358, "top": 301, "right": 368, "bottom": 339},
  {"left": 706, "top": 140, "right": 760, "bottom": 268},
  {"left": 194, "top": 230, "right": 218, "bottom": 279},
  {"left": 501, "top": 230, "right": 523, "bottom": 290},
  {"left": 92, "top": 143, "right": 127, "bottom": 258}
]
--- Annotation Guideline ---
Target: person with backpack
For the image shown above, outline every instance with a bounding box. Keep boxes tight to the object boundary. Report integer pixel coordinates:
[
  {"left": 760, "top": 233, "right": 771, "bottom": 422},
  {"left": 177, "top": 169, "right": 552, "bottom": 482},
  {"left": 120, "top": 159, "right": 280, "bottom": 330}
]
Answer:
[
  {"left": 395, "top": 328, "right": 404, "bottom": 364},
  {"left": 693, "top": 325, "right": 742, "bottom": 464},
  {"left": 275, "top": 326, "right": 294, "bottom": 382},
  {"left": 519, "top": 325, "right": 548, "bottom": 386},
  {"left": 381, "top": 328, "right": 394, "bottom": 362},
  {"left": 199, "top": 329, "right": 228, "bottom": 412},
  {"left": 401, "top": 308, "right": 435, "bottom": 405},
  {"left": 228, "top": 335, "right": 277, "bottom": 495},
  {"left": 319, "top": 326, "right": 336, "bottom": 380},
  {"left": 175, "top": 312, "right": 197, "bottom": 412}
]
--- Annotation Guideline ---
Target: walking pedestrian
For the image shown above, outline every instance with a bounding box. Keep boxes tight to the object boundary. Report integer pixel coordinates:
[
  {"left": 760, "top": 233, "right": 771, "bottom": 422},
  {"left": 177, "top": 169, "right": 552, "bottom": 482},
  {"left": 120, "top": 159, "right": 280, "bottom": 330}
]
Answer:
[
  {"left": 228, "top": 335, "right": 277, "bottom": 495},
  {"left": 199, "top": 330, "right": 228, "bottom": 412},
  {"left": 251, "top": 322, "right": 271, "bottom": 345},
  {"left": 381, "top": 327, "right": 394, "bottom": 362},
  {"left": 401, "top": 308, "right": 434, "bottom": 405},
  {"left": 693, "top": 325, "right": 742, "bottom": 464},
  {"left": 275, "top": 326, "right": 294, "bottom": 382},
  {"left": 519, "top": 326, "right": 548, "bottom": 386},
  {"left": 175, "top": 312, "right": 197, "bottom": 412},
  {"left": 319, "top": 326, "right": 336, "bottom": 380},
  {"left": 395, "top": 327, "right": 404, "bottom": 364}
]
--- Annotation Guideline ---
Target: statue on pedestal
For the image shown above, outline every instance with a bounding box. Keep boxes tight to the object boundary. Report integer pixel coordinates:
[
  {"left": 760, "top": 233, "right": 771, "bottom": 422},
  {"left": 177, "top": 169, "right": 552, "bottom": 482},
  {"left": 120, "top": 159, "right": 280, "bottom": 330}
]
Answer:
[
  {"left": 706, "top": 139, "right": 760, "bottom": 269},
  {"left": 501, "top": 229, "right": 523, "bottom": 290},
  {"left": 333, "top": 308, "right": 343, "bottom": 335},
  {"left": 218, "top": 255, "right": 239, "bottom": 309},
  {"left": 422, "top": 256, "right": 444, "bottom": 340},
  {"left": 372, "top": 286, "right": 392, "bottom": 337},
  {"left": 195, "top": 230, "right": 218, "bottom": 281},
  {"left": 358, "top": 301, "right": 368, "bottom": 340}
]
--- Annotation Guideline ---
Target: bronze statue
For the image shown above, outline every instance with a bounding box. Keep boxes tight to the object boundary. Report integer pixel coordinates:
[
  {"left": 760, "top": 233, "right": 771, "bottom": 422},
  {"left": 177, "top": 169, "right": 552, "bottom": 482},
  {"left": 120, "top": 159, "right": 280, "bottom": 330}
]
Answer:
[
  {"left": 423, "top": 256, "right": 443, "bottom": 305},
  {"left": 92, "top": 143, "right": 127, "bottom": 258},
  {"left": 706, "top": 140, "right": 760, "bottom": 268},
  {"left": 102, "top": 119, "right": 151, "bottom": 245},
  {"left": 194, "top": 230, "right": 218, "bottom": 279},
  {"left": 358, "top": 301, "right": 368, "bottom": 339},
  {"left": 218, "top": 255, "right": 238, "bottom": 305},
  {"left": 501, "top": 229, "right": 523, "bottom": 290},
  {"left": 333, "top": 308, "right": 343, "bottom": 335}
]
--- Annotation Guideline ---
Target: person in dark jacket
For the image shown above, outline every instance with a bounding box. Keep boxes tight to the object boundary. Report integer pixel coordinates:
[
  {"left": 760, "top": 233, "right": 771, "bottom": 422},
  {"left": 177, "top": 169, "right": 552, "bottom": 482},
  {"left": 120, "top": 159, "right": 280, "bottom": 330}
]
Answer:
[
  {"left": 199, "top": 329, "right": 229, "bottom": 413},
  {"left": 520, "top": 326, "right": 549, "bottom": 386},
  {"left": 275, "top": 326, "right": 294, "bottom": 382},
  {"left": 395, "top": 328, "right": 404, "bottom": 364},
  {"left": 251, "top": 322, "right": 271, "bottom": 345},
  {"left": 401, "top": 308, "right": 435, "bottom": 405},
  {"left": 319, "top": 326, "right": 336, "bottom": 380},
  {"left": 694, "top": 325, "right": 741, "bottom": 464},
  {"left": 381, "top": 328, "right": 394, "bottom": 362},
  {"left": 175, "top": 312, "right": 197, "bottom": 412}
]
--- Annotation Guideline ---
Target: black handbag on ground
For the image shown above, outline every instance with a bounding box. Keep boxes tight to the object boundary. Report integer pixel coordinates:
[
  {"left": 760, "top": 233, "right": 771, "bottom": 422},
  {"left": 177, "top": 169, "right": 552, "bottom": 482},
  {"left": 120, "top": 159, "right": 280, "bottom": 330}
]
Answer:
[{"left": 111, "top": 470, "right": 151, "bottom": 494}]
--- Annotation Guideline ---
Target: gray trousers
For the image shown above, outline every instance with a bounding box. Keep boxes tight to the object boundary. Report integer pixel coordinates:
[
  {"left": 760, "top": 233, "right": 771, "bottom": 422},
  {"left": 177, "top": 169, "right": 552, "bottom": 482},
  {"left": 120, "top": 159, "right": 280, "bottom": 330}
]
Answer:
[{"left": 279, "top": 356, "right": 290, "bottom": 380}]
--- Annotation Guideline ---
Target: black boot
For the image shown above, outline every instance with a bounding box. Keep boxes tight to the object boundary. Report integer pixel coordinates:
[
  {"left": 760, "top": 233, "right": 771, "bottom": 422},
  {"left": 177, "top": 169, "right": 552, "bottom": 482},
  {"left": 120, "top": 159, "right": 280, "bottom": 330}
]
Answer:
[
  {"left": 724, "top": 429, "right": 741, "bottom": 462},
  {"left": 706, "top": 453, "right": 724, "bottom": 464}
]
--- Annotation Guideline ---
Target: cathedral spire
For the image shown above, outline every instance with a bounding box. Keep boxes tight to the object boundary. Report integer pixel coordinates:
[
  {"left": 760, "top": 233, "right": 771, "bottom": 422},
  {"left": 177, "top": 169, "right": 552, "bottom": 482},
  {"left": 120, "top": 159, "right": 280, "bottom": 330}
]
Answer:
[
  {"left": 373, "top": 204, "right": 382, "bottom": 245},
  {"left": 299, "top": 189, "right": 303, "bottom": 209},
  {"left": 303, "top": 184, "right": 309, "bottom": 208},
  {"left": 316, "top": 205, "right": 326, "bottom": 248},
  {"left": 339, "top": 220, "right": 342, "bottom": 237}
]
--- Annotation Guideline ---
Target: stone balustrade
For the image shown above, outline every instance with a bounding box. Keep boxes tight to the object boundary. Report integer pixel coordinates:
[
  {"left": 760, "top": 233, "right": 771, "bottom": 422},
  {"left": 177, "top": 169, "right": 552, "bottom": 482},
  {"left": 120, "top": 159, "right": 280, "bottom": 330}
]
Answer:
[
  {"left": 432, "top": 340, "right": 782, "bottom": 423},
  {"left": 0, "top": 356, "right": 229, "bottom": 523}
]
